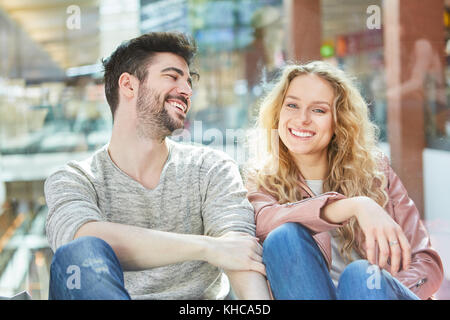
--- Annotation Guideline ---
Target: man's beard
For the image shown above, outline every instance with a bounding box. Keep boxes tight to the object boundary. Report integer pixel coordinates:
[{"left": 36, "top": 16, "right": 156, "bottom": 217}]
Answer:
[{"left": 135, "top": 85, "right": 185, "bottom": 141}]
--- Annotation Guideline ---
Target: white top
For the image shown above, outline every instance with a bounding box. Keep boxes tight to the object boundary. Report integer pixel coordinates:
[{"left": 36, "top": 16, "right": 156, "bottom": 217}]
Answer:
[{"left": 305, "top": 180, "right": 362, "bottom": 287}]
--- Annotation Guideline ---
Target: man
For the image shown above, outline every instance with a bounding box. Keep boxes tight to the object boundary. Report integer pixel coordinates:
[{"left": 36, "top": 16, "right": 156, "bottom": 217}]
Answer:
[{"left": 45, "top": 32, "right": 270, "bottom": 300}]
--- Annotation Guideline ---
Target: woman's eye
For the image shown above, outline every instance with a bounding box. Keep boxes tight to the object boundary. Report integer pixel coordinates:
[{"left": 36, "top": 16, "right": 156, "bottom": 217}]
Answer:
[
  {"left": 286, "top": 103, "right": 298, "bottom": 109},
  {"left": 312, "top": 108, "right": 326, "bottom": 113}
]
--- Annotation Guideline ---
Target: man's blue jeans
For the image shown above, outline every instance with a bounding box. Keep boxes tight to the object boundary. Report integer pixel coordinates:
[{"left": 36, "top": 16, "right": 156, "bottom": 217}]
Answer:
[
  {"left": 49, "top": 236, "right": 239, "bottom": 300},
  {"left": 262, "top": 222, "right": 420, "bottom": 300},
  {"left": 49, "top": 236, "right": 131, "bottom": 300}
]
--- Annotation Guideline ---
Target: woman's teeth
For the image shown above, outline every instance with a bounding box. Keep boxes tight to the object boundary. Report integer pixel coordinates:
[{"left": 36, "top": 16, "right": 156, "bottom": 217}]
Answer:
[{"left": 290, "top": 129, "right": 314, "bottom": 137}]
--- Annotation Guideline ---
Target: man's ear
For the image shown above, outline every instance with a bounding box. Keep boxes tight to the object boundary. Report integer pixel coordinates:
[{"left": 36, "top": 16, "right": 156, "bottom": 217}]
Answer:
[{"left": 118, "top": 72, "right": 139, "bottom": 99}]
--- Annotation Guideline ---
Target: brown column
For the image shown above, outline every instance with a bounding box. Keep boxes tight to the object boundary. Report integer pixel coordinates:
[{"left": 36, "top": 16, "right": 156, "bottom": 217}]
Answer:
[
  {"left": 384, "top": 0, "right": 445, "bottom": 218},
  {"left": 285, "top": 0, "right": 321, "bottom": 62}
]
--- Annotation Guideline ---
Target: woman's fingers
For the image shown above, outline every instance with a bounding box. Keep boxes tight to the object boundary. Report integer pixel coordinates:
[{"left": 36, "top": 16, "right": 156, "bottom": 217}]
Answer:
[
  {"left": 377, "top": 227, "right": 410, "bottom": 275},
  {"left": 397, "top": 230, "right": 412, "bottom": 271},
  {"left": 376, "top": 230, "right": 390, "bottom": 269},
  {"left": 365, "top": 232, "right": 376, "bottom": 265},
  {"left": 388, "top": 236, "right": 402, "bottom": 275}
]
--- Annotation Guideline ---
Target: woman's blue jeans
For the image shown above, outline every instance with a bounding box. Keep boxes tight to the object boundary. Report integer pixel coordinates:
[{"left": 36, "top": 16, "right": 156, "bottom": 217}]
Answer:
[
  {"left": 262, "top": 222, "right": 420, "bottom": 300},
  {"left": 49, "top": 236, "right": 131, "bottom": 300}
]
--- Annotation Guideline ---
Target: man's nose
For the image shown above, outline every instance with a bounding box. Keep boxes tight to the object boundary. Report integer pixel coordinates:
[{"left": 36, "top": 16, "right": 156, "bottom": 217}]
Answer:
[{"left": 177, "top": 81, "right": 193, "bottom": 98}]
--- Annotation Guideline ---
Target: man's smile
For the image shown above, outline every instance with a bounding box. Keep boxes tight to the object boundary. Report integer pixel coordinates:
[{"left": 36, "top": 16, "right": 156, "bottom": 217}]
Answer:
[
  {"left": 167, "top": 99, "right": 187, "bottom": 113},
  {"left": 166, "top": 95, "right": 189, "bottom": 114}
]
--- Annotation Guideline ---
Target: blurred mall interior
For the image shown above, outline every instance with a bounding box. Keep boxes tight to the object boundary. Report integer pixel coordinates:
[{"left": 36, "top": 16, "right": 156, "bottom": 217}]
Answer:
[{"left": 0, "top": 0, "right": 449, "bottom": 299}]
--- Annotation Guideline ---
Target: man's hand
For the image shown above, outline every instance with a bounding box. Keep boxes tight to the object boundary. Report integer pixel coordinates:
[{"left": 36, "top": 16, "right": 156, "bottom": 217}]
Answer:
[{"left": 204, "top": 231, "right": 266, "bottom": 276}]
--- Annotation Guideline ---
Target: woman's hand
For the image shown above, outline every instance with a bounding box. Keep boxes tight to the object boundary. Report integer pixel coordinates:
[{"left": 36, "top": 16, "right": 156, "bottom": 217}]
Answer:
[{"left": 352, "top": 196, "right": 411, "bottom": 275}]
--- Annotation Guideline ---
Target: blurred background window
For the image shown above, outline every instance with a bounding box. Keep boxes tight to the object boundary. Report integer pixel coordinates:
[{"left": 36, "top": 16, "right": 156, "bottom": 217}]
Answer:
[{"left": 0, "top": 0, "right": 449, "bottom": 299}]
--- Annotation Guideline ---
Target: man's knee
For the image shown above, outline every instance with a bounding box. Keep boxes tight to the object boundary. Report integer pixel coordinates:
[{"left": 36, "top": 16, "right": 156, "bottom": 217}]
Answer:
[
  {"left": 51, "top": 236, "right": 115, "bottom": 270},
  {"left": 49, "top": 236, "right": 129, "bottom": 300}
]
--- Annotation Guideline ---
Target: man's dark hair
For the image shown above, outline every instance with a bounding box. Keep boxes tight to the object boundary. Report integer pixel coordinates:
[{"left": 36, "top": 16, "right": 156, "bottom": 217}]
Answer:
[{"left": 102, "top": 32, "right": 197, "bottom": 120}]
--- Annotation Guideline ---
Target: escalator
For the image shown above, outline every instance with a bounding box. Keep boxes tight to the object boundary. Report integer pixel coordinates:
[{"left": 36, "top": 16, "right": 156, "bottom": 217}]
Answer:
[{"left": 0, "top": 204, "right": 51, "bottom": 299}]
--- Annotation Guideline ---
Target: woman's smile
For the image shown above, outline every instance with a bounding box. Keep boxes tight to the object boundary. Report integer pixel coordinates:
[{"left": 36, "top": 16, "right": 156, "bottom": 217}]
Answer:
[{"left": 288, "top": 128, "right": 316, "bottom": 139}]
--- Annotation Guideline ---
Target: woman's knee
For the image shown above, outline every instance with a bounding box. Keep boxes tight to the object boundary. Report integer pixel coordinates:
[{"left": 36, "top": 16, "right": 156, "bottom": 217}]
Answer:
[
  {"left": 337, "top": 259, "right": 406, "bottom": 299},
  {"left": 337, "top": 259, "right": 377, "bottom": 294},
  {"left": 263, "top": 222, "right": 312, "bottom": 258},
  {"left": 264, "top": 222, "right": 310, "bottom": 246},
  {"left": 340, "top": 259, "right": 372, "bottom": 281}
]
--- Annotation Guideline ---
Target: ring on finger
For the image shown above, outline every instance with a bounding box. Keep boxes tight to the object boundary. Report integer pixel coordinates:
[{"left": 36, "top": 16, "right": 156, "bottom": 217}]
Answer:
[{"left": 389, "top": 240, "right": 399, "bottom": 246}]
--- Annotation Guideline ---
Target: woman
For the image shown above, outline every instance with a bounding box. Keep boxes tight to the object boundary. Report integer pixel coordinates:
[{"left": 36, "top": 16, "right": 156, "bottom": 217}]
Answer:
[{"left": 246, "top": 61, "right": 443, "bottom": 300}]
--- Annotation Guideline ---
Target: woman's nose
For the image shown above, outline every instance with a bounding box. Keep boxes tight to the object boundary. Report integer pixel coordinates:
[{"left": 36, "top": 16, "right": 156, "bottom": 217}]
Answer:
[{"left": 298, "top": 108, "right": 311, "bottom": 124}]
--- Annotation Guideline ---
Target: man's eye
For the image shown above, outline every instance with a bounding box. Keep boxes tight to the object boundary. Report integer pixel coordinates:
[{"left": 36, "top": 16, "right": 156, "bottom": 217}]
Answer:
[{"left": 166, "top": 74, "right": 177, "bottom": 80}]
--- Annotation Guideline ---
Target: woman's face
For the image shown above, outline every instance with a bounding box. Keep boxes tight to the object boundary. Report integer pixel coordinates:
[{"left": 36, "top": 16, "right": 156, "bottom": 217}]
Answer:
[{"left": 278, "top": 74, "right": 335, "bottom": 162}]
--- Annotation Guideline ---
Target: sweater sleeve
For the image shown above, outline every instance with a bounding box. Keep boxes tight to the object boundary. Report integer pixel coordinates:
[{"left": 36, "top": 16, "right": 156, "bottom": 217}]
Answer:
[
  {"left": 44, "top": 164, "right": 104, "bottom": 252},
  {"left": 199, "top": 151, "right": 256, "bottom": 238}
]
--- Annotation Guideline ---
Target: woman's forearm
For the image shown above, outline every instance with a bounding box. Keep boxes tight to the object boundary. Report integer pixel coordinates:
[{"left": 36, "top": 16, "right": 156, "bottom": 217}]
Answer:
[{"left": 320, "top": 197, "right": 360, "bottom": 224}]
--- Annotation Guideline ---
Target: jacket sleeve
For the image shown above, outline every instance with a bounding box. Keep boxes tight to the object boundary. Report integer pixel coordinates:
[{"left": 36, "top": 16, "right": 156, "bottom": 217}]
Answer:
[
  {"left": 385, "top": 163, "right": 444, "bottom": 299},
  {"left": 247, "top": 186, "right": 347, "bottom": 242}
]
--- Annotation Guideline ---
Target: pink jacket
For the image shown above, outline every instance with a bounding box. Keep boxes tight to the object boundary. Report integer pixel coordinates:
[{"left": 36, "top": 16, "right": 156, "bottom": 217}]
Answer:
[{"left": 247, "top": 158, "right": 444, "bottom": 300}]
